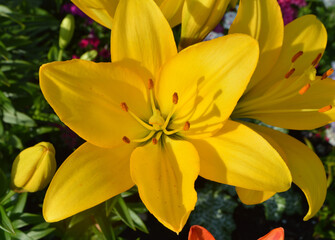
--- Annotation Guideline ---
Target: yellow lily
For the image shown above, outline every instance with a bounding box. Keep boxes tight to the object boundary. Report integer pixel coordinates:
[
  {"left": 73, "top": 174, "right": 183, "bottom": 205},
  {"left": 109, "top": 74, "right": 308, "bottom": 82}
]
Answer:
[
  {"left": 70, "top": 0, "right": 185, "bottom": 28},
  {"left": 229, "top": 0, "right": 328, "bottom": 220},
  {"left": 40, "top": 0, "right": 292, "bottom": 233}
]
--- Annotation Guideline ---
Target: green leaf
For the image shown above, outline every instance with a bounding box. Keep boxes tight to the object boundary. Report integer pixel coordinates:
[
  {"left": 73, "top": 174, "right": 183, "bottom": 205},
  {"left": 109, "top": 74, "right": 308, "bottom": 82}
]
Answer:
[
  {"left": 10, "top": 229, "right": 33, "bottom": 240},
  {"left": 11, "top": 213, "right": 44, "bottom": 229},
  {"left": 27, "top": 223, "right": 55, "bottom": 240},
  {"left": 3, "top": 110, "right": 36, "bottom": 127},
  {"left": 95, "top": 210, "right": 116, "bottom": 240},
  {"left": 0, "top": 204, "right": 15, "bottom": 234},
  {"left": 12, "top": 192, "right": 27, "bottom": 214},
  {"left": 113, "top": 197, "right": 135, "bottom": 230},
  {"left": 129, "top": 209, "right": 148, "bottom": 234}
]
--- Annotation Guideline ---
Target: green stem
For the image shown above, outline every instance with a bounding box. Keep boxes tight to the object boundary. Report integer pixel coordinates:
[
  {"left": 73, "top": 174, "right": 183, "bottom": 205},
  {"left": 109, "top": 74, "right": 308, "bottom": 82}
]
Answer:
[{"left": 57, "top": 48, "right": 64, "bottom": 61}]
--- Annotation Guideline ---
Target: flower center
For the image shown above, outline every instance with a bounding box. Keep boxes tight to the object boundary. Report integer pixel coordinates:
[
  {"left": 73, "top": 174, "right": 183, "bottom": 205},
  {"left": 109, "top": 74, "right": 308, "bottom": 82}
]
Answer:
[{"left": 121, "top": 79, "right": 190, "bottom": 145}]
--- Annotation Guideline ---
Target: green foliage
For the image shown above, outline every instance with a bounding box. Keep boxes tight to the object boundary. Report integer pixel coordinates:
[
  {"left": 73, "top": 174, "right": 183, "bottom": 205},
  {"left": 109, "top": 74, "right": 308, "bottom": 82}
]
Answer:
[{"left": 189, "top": 182, "right": 238, "bottom": 240}]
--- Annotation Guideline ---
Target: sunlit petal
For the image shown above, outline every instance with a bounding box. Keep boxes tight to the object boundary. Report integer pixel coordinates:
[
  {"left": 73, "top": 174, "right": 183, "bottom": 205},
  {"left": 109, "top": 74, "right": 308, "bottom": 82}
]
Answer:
[
  {"left": 189, "top": 120, "right": 291, "bottom": 192},
  {"left": 156, "top": 34, "right": 259, "bottom": 138},
  {"left": 229, "top": 0, "right": 284, "bottom": 93},
  {"left": 43, "top": 142, "right": 135, "bottom": 222},
  {"left": 111, "top": 0, "right": 177, "bottom": 77},
  {"left": 130, "top": 138, "right": 199, "bottom": 233},
  {"left": 244, "top": 122, "right": 327, "bottom": 220},
  {"left": 40, "top": 59, "right": 151, "bottom": 148}
]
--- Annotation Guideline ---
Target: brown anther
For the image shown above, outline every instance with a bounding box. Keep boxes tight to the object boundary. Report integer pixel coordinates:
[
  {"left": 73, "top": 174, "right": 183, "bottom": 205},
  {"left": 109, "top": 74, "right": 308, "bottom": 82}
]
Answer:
[
  {"left": 298, "top": 83, "right": 310, "bottom": 95},
  {"left": 285, "top": 68, "right": 295, "bottom": 78},
  {"left": 291, "top": 51, "right": 303, "bottom": 63},
  {"left": 321, "top": 68, "right": 334, "bottom": 80},
  {"left": 318, "top": 105, "right": 332, "bottom": 113},
  {"left": 122, "top": 136, "right": 130, "bottom": 144},
  {"left": 152, "top": 138, "right": 158, "bottom": 144},
  {"left": 121, "top": 102, "right": 128, "bottom": 112},
  {"left": 173, "top": 92, "right": 178, "bottom": 104},
  {"left": 148, "top": 79, "right": 154, "bottom": 89},
  {"left": 183, "top": 121, "right": 190, "bottom": 131},
  {"left": 311, "top": 53, "right": 322, "bottom": 66}
]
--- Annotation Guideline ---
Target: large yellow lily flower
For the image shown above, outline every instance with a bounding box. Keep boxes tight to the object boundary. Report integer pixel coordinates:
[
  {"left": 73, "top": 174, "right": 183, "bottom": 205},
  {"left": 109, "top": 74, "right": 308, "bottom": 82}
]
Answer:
[
  {"left": 229, "top": 0, "right": 328, "bottom": 220},
  {"left": 40, "top": 0, "right": 292, "bottom": 233}
]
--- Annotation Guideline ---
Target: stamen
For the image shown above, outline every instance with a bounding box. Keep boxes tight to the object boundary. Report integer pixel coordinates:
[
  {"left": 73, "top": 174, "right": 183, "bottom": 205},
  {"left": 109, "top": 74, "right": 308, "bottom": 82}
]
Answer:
[
  {"left": 318, "top": 105, "right": 332, "bottom": 113},
  {"left": 121, "top": 102, "right": 128, "bottom": 112},
  {"left": 122, "top": 136, "right": 130, "bottom": 144},
  {"left": 298, "top": 83, "right": 310, "bottom": 95},
  {"left": 120, "top": 102, "right": 154, "bottom": 130},
  {"left": 173, "top": 92, "right": 178, "bottom": 104},
  {"left": 152, "top": 138, "right": 157, "bottom": 144},
  {"left": 131, "top": 131, "right": 156, "bottom": 143},
  {"left": 321, "top": 68, "right": 334, "bottom": 80},
  {"left": 161, "top": 92, "right": 179, "bottom": 130},
  {"left": 148, "top": 79, "right": 154, "bottom": 89},
  {"left": 183, "top": 121, "right": 190, "bottom": 131},
  {"left": 285, "top": 68, "right": 295, "bottom": 78},
  {"left": 291, "top": 51, "right": 303, "bottom": 63},
  {"left": 311, "top": 53, "right": 322, "bottom": 66}
]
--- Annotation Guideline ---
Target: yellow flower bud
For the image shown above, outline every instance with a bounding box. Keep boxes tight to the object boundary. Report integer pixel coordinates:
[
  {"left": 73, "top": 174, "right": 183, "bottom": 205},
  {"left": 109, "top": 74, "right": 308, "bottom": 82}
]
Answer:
[
  {"left": 59, "top": 14, "right": 75, "bottom": 49},
  {"left": 11, "top": 142, "right": 57, "bottom": 193}
]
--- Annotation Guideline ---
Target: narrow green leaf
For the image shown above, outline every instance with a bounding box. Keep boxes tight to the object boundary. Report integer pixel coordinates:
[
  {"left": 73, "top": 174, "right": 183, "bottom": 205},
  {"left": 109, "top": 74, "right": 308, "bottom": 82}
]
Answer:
[
  {"left": 113, "top": 197, "right": 135, "bottom": 230},
  {"left": 27, "top": 223, "right": 55, "bottom": 240},
  {"left": 12, "top": 192, "right": 27, "bottom": 214},
  {"left": 106, "top": 195, "right": 120, "bottom": 217},
  {"left": 0, "top": 205, "right": 15, "bottom": 234},
  {"left": 129, "top": 209, "right": 148, "bottom": 234},
  {"left": 11, "top": 213, "right": 44, "bottom": 229},
  {"left": 95, "top": 210, "right": 116, "bottom": 240},
  {"left": 10, "top": 229, "right": 33, "bottom": 240}
]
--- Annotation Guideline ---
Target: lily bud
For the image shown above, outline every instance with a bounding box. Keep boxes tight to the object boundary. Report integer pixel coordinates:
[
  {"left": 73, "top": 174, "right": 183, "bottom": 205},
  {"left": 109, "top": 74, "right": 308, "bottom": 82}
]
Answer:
[
  {"left": 179, "top": 0, "right": 231, "bottom": 50},
  {"left": 11, "top": 142, "right": 56, "bottom": 193},
  {"left": 59, "top": 14, "right": 75, "bottom": 49}
]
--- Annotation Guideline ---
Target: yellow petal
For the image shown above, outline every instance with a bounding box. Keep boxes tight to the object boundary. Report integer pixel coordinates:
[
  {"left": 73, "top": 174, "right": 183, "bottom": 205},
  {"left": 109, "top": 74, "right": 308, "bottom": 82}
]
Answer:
[
  {"left": 236, "top": 187, "right": 275, "bottom": 205},
  {"left": 189, "top": 120, "right": 292, "bottom": 192},
  {"left": 130, "top": 138, "right": 199, "bottom": 233},
  {"left": 111, "top": 0, "right": 177, "bottom": 77},
  {"left": 71, "top": 0, "right": 118, "bottom": 29},
  {"left": 245, "top": 15, "right": 327, "bottom": 99},
  {"left": 179, "top": 0, "right": 230, "bottom": 49},
  {"left": 40, "top": 59, "right": 151, "bottom": 148},
  {"left": 234, "top": 77, "right": 335, "bottom": 129},
  {"left": 156, "top": 34, "right": 259, "bottom": 138},
  {"left": 244, "top": 122, "right": 327, "bottom": 220},
  {"left": 159, "top": 0, "right": 184, "bottom": 27},
  {"left": 229, "top": 0, "right": 284, "bottom": 93},
  {"left": 43, "top": 142, "right": 135, "bottom": 222}
]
